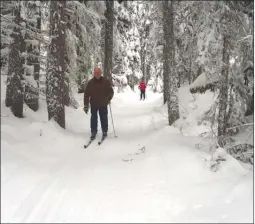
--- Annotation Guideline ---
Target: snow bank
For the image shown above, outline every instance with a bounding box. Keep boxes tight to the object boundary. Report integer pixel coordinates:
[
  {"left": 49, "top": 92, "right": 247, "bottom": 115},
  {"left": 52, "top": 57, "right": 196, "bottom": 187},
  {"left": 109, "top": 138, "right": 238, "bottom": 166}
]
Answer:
[{"left": 177, "top": 84, "right": 217, "bottom": 137}]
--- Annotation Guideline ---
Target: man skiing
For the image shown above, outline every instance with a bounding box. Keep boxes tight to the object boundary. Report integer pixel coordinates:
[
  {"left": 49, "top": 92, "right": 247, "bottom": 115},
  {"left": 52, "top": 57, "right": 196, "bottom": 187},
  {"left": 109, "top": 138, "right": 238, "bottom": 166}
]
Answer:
[
  {"left": 139, "top": 79, "right": 146, "bottom": 100},
  {"left": 83, "top": 67, "right": 114, "bottom": 140}
]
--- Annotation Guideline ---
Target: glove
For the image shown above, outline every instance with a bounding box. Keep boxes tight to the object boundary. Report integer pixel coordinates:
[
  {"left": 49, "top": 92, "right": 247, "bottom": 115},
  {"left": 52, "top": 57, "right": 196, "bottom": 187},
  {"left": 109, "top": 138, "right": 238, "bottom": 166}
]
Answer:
[{"left": 83, "top": 105, "right": 88, "bottom": 114}]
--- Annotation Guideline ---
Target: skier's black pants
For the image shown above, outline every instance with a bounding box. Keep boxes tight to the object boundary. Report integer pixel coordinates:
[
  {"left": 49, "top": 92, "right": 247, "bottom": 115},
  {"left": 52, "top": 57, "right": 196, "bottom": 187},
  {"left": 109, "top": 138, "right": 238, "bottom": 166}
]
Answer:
[
  {"left": 140, "top": 90, "right": 145, "bottom": 100},
  {"left": 91, "top": 106, "right": 108, "bottom": 134}
]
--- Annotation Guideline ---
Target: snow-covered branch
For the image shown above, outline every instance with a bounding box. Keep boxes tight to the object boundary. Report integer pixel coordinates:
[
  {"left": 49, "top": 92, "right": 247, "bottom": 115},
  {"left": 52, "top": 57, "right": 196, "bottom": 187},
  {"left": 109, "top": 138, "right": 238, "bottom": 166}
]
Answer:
[
  {"left": 1, "top": 14, "right": 50, "bottom": 45},
  {"left": 226, "top": 123, "right": 254, "bottom": 130},
  {"left": 237, "top": 35, "right": 252, "bottom": 42}
]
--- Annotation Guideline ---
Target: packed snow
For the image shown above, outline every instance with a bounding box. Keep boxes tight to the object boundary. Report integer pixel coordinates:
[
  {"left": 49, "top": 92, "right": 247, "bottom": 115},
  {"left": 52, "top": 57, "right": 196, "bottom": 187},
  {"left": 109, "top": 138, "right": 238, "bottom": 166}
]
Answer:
[{"left": 1, "top": 76, "right": 253, "bottom": 223}]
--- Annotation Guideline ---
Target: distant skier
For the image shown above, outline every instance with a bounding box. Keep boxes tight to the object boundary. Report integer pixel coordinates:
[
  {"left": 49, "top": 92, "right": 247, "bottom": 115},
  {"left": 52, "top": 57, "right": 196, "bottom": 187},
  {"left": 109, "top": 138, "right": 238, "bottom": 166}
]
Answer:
[
  {"left": 139, "top": 79, "right": 147, "bottom": 100},
  {"left": 83, "top": 67, "right": 114, "bottom": 140}
]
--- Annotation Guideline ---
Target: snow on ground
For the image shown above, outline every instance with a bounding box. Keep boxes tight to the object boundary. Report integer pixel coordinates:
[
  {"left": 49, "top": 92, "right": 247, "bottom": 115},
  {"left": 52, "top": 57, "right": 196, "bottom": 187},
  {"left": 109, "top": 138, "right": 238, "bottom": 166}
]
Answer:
[{"left": 1, "top": 76, "right": 253, "bottom": 223}]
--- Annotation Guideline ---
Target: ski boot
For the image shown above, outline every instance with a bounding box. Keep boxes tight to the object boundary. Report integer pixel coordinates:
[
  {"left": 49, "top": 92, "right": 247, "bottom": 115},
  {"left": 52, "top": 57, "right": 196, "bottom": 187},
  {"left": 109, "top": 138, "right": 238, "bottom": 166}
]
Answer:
[
  {"left": 102, "top": 132, "right": 107, "bottom": 138},
  {"left": 90, "top": 133, "right": 97, "bottom": 140}
]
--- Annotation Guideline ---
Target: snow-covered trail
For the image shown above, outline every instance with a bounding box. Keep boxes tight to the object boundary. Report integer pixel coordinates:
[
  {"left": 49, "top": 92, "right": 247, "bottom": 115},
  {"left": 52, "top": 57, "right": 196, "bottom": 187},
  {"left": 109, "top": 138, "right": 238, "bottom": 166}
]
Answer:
[{"left": 1, "top": 87, "right": 253, "bottom": 223}]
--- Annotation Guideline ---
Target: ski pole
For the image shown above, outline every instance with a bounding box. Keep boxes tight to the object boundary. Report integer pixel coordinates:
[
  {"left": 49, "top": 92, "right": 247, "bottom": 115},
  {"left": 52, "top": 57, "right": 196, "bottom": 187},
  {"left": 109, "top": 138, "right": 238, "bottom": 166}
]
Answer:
[{"left": 109, "top": 103, "right": 117, "bottom": 138}]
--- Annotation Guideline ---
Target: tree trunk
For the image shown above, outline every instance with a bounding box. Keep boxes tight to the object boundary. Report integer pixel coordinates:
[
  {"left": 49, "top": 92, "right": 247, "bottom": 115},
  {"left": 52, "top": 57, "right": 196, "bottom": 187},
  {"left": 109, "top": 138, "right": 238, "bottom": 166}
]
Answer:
[
  {"left": 63, "top": 2, "right": 73, "bottom": 106},
  {"left": 100, "top": 18, "right": 106, "bottom": 65},
  {"left": 75, "top": 3, "right": 86, "bottom": 92},
  {"left": 188, "top": 53, "right": 192, "bottom": 84},
  {"left": 140, "top": 42, "right": 145, "bottom": 80},
  {"left": 146, "top": 63, "right": 151, "bottom": 83},
  {"left": 226, "top": 82, "right": 234, "bottom": 125},
  {"left": 177, "top": 71, "right": 181, "bottom": 88},
  {"left": 6, "top": 1, "right": 24, "bottom": 118},
  {"left": 163, "top": 49, "right": 168, "bottom": 105},
  {"left": 218, "top": 35, "right": 230, "bottom": 146},
  {"left": 163, "top": 0, "right": 179, "bottom": 125},
  {"left": 104, "top": 0, "right": 114, "bottom": 83},
  {"left": 46, "top": 1, "right": 67, "bottom": 129},
  {"left": 63, "top": 76, "right": 70, "bottom": 106},
  {"left": 24, "top": 2, "right": 41, "bottom": 111}
]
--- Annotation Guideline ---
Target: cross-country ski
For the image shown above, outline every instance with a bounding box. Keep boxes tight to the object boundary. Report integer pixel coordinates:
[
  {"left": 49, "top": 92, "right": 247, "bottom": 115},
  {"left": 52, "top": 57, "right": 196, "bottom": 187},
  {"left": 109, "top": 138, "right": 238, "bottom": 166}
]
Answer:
[
  {"left": 98, "top": 136, "right": 107, "bottom": 145},
  {"left": 84, "top": 139, "right": 95, "bottom": 149}
]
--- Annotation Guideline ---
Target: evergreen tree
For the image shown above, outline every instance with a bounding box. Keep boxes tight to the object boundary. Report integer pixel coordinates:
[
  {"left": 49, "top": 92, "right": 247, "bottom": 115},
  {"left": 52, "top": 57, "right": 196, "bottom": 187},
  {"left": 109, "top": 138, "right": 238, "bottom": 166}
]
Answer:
[
  {"left": 163, "top": 0, "right": 179, "bottom": 125},
  {"left": 46, "top": 1, "right": 67, "bottom": 128},
  {"left": 5, "top": 1, "right": 25, "bottom": 118},
  {"left": 104, "top": 0, "right": 114, "bottom": 82}
]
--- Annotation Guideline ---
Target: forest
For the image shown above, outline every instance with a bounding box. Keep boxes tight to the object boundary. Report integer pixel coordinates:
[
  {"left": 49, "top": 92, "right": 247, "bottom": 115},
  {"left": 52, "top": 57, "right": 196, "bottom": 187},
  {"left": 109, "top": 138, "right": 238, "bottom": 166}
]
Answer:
[{"left": 1, "top": 1, "right": 254, "bottom": 222}]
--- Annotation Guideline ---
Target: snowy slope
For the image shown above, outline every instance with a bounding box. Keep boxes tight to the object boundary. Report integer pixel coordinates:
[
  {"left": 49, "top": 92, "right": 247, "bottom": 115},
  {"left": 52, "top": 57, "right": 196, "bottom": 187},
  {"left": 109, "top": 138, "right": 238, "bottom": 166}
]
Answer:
[{"left": 1, "top": 76, "right": 253, "bottom": 223}]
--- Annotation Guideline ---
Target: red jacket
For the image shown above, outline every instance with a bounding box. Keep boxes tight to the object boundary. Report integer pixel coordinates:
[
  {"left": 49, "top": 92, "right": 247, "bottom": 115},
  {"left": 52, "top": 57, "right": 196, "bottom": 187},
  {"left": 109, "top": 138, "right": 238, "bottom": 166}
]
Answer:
[{"left": 139, "top": 81, "right": 146, "bottom": 91}]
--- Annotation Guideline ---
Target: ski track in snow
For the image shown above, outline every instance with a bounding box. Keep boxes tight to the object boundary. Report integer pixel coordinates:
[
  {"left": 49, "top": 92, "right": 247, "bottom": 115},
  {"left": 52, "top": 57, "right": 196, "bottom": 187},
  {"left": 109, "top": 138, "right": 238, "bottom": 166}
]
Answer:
[{"left": 1, "top": 85, "right": 253, "bottom": 223}]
